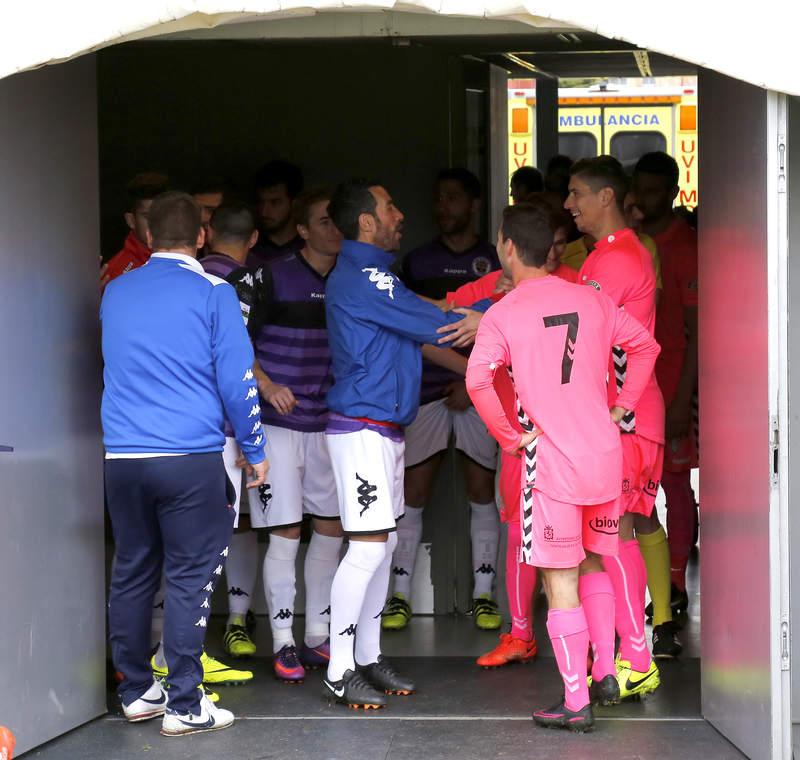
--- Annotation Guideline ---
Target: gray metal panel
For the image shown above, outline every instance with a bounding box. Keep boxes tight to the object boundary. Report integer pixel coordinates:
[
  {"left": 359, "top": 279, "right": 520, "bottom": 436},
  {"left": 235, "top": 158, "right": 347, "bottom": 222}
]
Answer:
[
  {"left": 0, "top": 57, "right": 105, "bottom": 755},
  {"left": 698, "top": 69, "right": 773, "bottom": 759},
  {"left": 788, "top": 96, "right": 800, "bottom": 735}
]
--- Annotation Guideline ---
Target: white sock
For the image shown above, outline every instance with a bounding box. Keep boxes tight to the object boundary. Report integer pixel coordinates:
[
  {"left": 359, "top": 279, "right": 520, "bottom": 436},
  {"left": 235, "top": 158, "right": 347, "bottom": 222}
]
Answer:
[
  {"left": 327, "top": 541, "right": 387, "bottom": 682},
  {"left": 392, "top": 505, "right": 423, "bottom": 597},
  {"left": 263, "top": 534, "right": 300, "bottom": 653},
  {"left": 470, "top": 501, "right": 500, "bottom": 597},
  {"left": 226, "top": 531, "right": 258, "bottom": 624},
  {"left": 304, "top": 531, "right": 343, "bottom": 648},
  {"left": 355, "top": 533, "right": 397, "bottom": 667},
  {"left": 151, "top": 574, "right": 166, "bottom": 652}
]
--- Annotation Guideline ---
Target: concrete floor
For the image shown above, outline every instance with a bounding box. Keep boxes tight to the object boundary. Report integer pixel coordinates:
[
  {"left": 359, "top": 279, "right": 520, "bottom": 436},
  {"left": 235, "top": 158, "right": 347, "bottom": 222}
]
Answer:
[{"left": 27, "top": 554, "right": 744, "bottom": 760}]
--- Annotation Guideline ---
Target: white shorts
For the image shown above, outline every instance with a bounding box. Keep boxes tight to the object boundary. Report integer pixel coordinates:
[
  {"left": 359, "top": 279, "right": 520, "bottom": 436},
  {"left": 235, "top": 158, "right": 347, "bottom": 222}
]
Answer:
[
  {"left": 247, "top": 425, "right": 339, "bottom": 529},
  {"left": 326, "top": 429, "right": 405, "bottom": 535},
  {"left": 223, "top": 437, "right": 244, "bottom": 528},
  {"left": 404, "top": 398, "right": 498, "bottom": 470}
]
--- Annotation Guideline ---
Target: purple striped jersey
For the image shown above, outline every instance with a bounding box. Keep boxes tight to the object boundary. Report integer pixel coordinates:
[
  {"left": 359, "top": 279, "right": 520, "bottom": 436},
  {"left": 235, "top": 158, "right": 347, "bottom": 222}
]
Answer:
[
  {"left": 201, "top": 252, "right": 261, "bottom": 437},
  {"left": 400, "top": 237, "right": 500, "bottom": 404},
  {"left": 253, "top": 251, "right": 332, "bottom": 433}
]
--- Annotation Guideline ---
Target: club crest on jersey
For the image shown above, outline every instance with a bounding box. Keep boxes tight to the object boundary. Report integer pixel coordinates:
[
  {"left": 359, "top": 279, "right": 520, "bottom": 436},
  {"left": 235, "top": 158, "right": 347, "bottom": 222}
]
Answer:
[
  {"left": 543, "top": 524, "right": 554, "bottom": 541},
  {"left": 362, "top": 267, "right": 395, "bottom": 299},
  {"left": 587, "top": 279, "right": 602, "bottom": 291},
  {"left": 471, "top": 256, "right": 492, "bottom": 276},
  {"left": 622, "top": 478, "right": 631, "bottom": 493}
]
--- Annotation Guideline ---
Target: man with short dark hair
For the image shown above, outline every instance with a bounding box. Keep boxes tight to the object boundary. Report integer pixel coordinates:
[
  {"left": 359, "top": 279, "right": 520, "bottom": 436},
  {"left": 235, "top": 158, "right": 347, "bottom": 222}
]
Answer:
[
  {"left": 565, "top": 156, "right": 666, "bottom": 696},
  {"left": 467, "top": 201, "right": 660, "bottom": 732},
  {"left": 247, "top": 187, "right": 345, "bottom": 683},
  {"left": 102, "top": 191, "right": 268, "bottom": 737},
  {"left": 104, "top": 172, "right": 169, "bottom": 282},
  {"left": 191, "top": 177, "right": 228, "bottom": 257},
  {"left": 633, "top": 152, "right": 698, "bottom": 642},
  {"left": 384, "top": 168, "right": 502, "bottom": 633},
  {"left": 321, "top": 179, "right": 481, "bottom": 709},
  {"left": 510, "top": 165, "right": 544, "bottom": 203},
  {"left": 249, "top": 160, "right": 304, "bottom": 267}
]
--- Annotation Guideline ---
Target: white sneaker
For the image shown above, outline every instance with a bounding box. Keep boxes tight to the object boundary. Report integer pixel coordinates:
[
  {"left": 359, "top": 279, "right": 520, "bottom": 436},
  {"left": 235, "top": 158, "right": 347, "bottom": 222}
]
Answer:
[
  {"left": 121, "top": 680, "right": 167, "bottom": 723},
  {"left": 160, "top": 693, "right": 234, "bottom": 737}
]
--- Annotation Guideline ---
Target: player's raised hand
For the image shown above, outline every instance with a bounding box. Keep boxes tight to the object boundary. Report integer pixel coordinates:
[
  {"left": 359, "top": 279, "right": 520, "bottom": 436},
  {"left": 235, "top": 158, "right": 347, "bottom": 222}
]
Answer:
[
  {"left": 246, "top": 459, "right": 270, "bottom": 489},
  {"left": 436, "top": 307, "right": 483, "bottom": 348}
]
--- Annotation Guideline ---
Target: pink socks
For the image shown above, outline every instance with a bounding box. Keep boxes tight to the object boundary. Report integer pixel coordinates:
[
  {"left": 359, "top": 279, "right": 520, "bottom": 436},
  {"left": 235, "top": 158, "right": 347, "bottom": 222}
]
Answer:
[
  {"left": 578, "top": 571, "right": 616, "bottom": 681},
  {"left": 506, "top": 521, "right": 537, "bottom": 642},
  {"left": 603, "top": 539, "right": 650, "bottom": 672},
  {"left": 547, "top": 607, "right": 590, "bottom": 711}
]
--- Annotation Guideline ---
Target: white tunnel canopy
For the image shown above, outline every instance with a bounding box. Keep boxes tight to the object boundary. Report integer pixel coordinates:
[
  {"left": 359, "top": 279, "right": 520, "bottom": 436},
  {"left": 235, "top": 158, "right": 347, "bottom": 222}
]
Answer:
[{"left": 2, "top": 1, "right": 799, "bottom": 94}]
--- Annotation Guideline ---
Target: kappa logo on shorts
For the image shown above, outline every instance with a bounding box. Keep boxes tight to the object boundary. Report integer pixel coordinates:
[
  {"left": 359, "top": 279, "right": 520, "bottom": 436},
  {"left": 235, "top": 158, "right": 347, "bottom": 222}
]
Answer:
[
  {"left": 543, "top": 524, "right": 554, "bottom": 541},
  {"left": 622, "top": 478, "right": 631, "bottom": 494},
  {"left": 355, "top": 473, "right": 378, "bottom": 516},
  {"left": 258, "top": 483, "right": 273, "bottom": 511},
  {"left": 339, "top": 624, "right": 357, "bottom": 637},
  {"left": 273, "top": 609, "right": 293, "bottom": 621},
  {"left": 589, "top": 516, "right": 619, "bottom": 536}
]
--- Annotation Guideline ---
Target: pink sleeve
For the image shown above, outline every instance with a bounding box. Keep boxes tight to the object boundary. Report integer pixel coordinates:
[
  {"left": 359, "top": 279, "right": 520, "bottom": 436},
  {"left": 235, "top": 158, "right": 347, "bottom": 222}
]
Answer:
[
  {"left": 465, "top": 310, "right": 522, "bottom": 453},
  {"left": 447, "top": 270, "right": 502, "bottom": 307},
  {"left": 609, "top": 301, "right": 661, "bottom": 411}
]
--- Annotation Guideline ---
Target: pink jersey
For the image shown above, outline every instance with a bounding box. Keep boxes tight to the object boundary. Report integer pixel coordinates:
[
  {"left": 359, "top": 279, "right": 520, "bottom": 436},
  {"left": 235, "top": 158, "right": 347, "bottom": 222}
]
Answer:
[
  {"left": 466, "top": 275, "right": 660, "bottom": 505},
  {"left": 578, "top": 227, "right": 665, "bottom": 444}
]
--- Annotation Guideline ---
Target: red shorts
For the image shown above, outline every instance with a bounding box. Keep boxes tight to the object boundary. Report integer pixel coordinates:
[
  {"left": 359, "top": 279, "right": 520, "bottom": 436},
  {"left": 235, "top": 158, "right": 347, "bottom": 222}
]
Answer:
[
  {"left": 528, "top": 489, "right": 619, "bottom": 569},
  {"left": 499, "top": 450, "right": 522, "bottom": 523},
  {"left": 621, "top": 434, "right": 664, "bottom": 516}
]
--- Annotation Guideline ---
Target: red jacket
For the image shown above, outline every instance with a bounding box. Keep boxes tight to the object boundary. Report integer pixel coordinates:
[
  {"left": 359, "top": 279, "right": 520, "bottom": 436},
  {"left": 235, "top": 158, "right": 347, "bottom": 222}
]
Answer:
[{"left": 105, "top": 232, "right": 150, "bottom": 283}]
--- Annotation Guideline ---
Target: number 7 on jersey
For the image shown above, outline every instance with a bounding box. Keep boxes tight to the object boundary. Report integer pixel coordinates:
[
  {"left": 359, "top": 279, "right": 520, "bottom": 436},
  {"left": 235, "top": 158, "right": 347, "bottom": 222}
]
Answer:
[{"left": 543, "top": 312, "right": 579, "bottom": 384}]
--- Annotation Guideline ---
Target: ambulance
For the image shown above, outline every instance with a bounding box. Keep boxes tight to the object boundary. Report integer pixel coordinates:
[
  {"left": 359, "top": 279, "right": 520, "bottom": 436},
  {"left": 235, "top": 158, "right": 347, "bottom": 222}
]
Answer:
[{"left": 508, "top": 79, "right": 698, "bottom": 208}]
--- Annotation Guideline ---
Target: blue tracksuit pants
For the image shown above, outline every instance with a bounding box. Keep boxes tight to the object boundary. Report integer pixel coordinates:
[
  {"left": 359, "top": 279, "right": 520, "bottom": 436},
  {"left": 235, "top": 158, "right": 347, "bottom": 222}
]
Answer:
[{"left": 105, "top": 453, "right": 235, "bottom": 713}]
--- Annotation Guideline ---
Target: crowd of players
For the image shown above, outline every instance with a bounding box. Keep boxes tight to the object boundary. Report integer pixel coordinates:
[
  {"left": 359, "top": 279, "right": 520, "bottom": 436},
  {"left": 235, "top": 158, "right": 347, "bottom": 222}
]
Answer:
[{"left": 101, "top": 150, "right": 698, "bottom": 735}]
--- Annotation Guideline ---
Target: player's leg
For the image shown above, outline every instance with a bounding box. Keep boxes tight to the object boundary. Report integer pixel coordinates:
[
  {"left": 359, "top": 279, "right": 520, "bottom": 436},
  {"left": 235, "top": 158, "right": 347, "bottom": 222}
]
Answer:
[
  {"left": 222, "top": 437, "right": 258, "bottom": 659},
  {"left": 634, "top": 440, "right": 681, "bottom": 659},
  {"left": 300, "top": 429, "right": 345, "bottom": 668},
  {"left": 477, "top": 518, "right": 538, "bottom": 667},
  {"left": 527, "top": 491, "right": 593, "bottom": 732},
  {"left": 157, "top": 453, "right": 236, "bottom": 735},
  {"left": 248, "top": 425, "right": 305, "bottom": 683},
  {"left": 662, "top": 468, "right": 694, "bottom": 611},
  {"left": 324, "top": 428, "right": 407, "bottom": 709},
  {"left": 106, "top": 458, "right": 166, "bottom": 719},
  {"left": 456, "top": 407, "right": 502, "bottom": 630},
  {"left": 579, "top": 499, "right": 621, "bottom": 706},
  {"left": 386, "top": 400, "right": 448, "bottom": 630}
]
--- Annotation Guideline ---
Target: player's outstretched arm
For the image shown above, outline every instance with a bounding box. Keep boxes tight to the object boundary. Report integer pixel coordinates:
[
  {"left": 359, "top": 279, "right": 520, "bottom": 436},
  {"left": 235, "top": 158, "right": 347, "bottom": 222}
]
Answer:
[
  {"left": 466, "top": 313, "right": 531, "bottom": 454},
  {"left": 610, "top": 303, "right": 661, "bottom": 413},
  {"left": 421, "top": 345, "right": 468, "bottom": 376},
  {"left": 209, "top": 284, "right": 267, "bottom": 467},
  {"left": 363, "top": 267, "right": 468, "bottom": 345}
]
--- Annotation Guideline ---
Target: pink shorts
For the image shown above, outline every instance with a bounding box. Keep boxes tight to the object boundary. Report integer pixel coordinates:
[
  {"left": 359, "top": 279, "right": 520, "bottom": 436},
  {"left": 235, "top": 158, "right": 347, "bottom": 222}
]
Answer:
[
  {"left": 621, "top": 434, "right": 664, "bottom": 516},
  {"left": 529, "top": 489, "right": 620, "bottom": 569}
]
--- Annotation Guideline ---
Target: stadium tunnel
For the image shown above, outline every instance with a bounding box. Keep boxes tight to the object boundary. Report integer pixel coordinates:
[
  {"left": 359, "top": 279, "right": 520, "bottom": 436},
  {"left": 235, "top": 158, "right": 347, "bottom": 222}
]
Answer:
[{"left": 0, "top": 4, "right": 799, "bottom": 758}]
